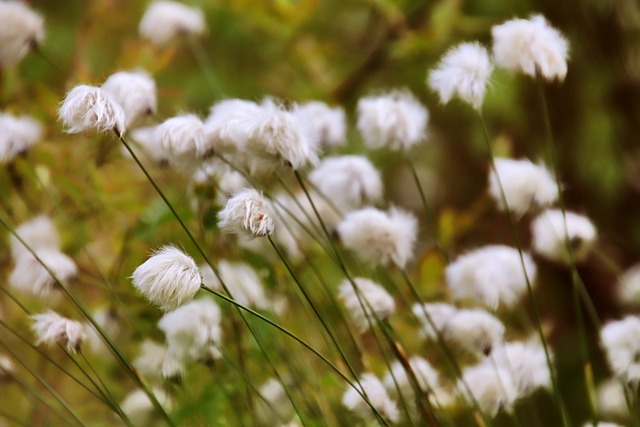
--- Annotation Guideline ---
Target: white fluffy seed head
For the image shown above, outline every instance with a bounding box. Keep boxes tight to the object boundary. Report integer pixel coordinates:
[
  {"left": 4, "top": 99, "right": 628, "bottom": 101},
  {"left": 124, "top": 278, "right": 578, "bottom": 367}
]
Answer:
[
  {"left": 0, "top": 113, "right": 42, "bottom": 163},
  {"left": 0, "top": 1, "right": 44, "bottom": 67},
  {"left": 337, "top": 206, "right": 417, "bottom": 268},
  {"left": 131, "top": 246, "right": 202, "bottom": 311},
  {"left": 596, "top": 378, "right": 628, "bottom": 419},
  {"left": 201, "top": 260, "right": 269, "bottom": 310},
  {"left": 204, "top": 99, "right": 261, "bottom": 157},
  {"left": 459, "top": 362, "right": 519, "bottom": 416},
  {"left": 153, "top": 114, "right": 208, "bottom": 164},
  {"left": 383, "top": 357, "right": 440, "bottom": 402},
  {"left": 59, "top": 85, "right": 126, "bottom": 136},
  {"left": 218, "top": 188, "right": 275, "bottom": 238},
  {"left": 255, "top": 378, "right": 294, "bottom": 424},
  {"left": 133, "top": 340, "right": 169, "bottom": 382},
  {"left": 617, "top": 263, "right": 640, "bottom": 306},
  {"left": 9, "top": 249, "right": 77, "bottom": 299},
  {"left": 338, "top": 277, "right": 395, "bottom": 332},
  {"left": 101, "top": 70, "right": 157, "bottom": 127},
  {"left": 309, "top": 155, "right": 383, "bottom": 212},
  {"left": 444, "top": 308, "right": 505, "bottom": 355},
  {"left": 139, "top": 0, "right": 206, "bottom": 46},
  {"left": 83, "top": 307, "right": 120, "bottom": 355},
  {"left": 31, "top": 311, "right": 86, "bottom": 353},
  {"left": 531, "top": 209, "right": 597, "bottom": 263},
  {"left": 412, "top": 302, "right": 458, "bottom": 340},
  {"left": 293, "top": 101, "right": 346, "bottom": 150},
  {"left": 600, "top": 316, "right": 640, "bottom": 385},
  {"left": 445, "top": 245, "right": 537, "bottom": 310},
  {"left": 428, "top": 42, "right": 493, "bottom": 110},
  {"left": 10, "top": 215, "right": 59, "bottom": 260},
  {"left": 488, "top": 158, "right": 558, "bottom": 217},
  {"left": 342, "top": 373, "right": 400, "bottom": 423},
  {"left": 489, "top": 341, "right": 552, "bottom": 395},
  {"left": 357, "top": 90, "right": 428, "bottom": 151},
  {"left": 158, "top": 297, "right": 222, "bottom": 378},
  {"left": 120, "top": 388, "right": 172, "bottom": 427},
  {"left": 492, "top": 14, "right": 569, "bottom": 81}
]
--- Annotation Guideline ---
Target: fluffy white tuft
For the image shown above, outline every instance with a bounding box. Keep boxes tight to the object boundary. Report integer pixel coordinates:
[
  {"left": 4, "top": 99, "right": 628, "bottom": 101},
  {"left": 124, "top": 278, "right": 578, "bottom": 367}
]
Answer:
[
  {"left": 0, "top": 1, "right": 44, "bottom": 67},
  {"left": 9, "top": 215, "right": 59, "bottom": 260},
  {"left": 204, "top": 99, "right": 261, "bottom": 159},
  {"left": 31, "top": 311, "right": 86, "bottom": 353},
  {"left": 218, "top": 188, "right": 275, "bottom": 238},
  {"left": 444, "top": 308, "right": 505, "bottom": 354},
  {"left": 337, "top": 206, "right": 417, "bottom": 268},
  {"left": 617, "top": 263, "right": 640, "bottom": 306},
  {"left": 201, "top": 260, "right": 269, "bottom": 310},
  {"left": 489, "top": 341, "right": 552, "bottom": 395},
  {"left": 492, "top": 14, "right": 569, "bottom": 81},
  {"left": 383, "top": 357, "right": 444, "bottom": 405},
  {"left": 139, "top": 0, "right": 206, "bottom": 46},
  {"left": 101, "top": 70, "right": 157, "bottom": 127},
  {"left": 338, "top": 277, "right": 395, "bottom": 332},
  {"left": 459, "top": 362, "right": 519, "bottom": 416},
  {"left": 357, "top": 90, "right": 428, "bottom": 151},
  {"left": 488, "top": 158, "right": 558, "bottom": 216},
  {"left": 131, "top": 246, "right": 202, "bottom": 311},
  {"left": 59, "top": 85, "right": 126, "bottom": 136},
  {"left": 9, "top": 249, "right": 77, "bottom": 299},
  {"left": 428, "top": 42, "right": 493, "bottom": 110},
  {"left": 531, "top": 208, "right": 597, "bottom": 263},
  {"left": 596, "top": 378, "right": 628, "bottom": 419},
  {"left": 0, "top": 113, "right": 42, "bottom": 163},
  {"left": 255, "top": 378, "right": 294, "bottom": 424},
  {"left": 133, "top": 340, "right": 169, "bottom": 382},
  {"left": 120, "top": 388, "right": 172, "bottom": 426},
  {"left": 342, "top": 373, "right": 400, "bottom": 423},
  {"left": 600, "top": 316, "right": 640, "bottom": 385},
  {"left": 412, "top": 302, "right": 458, "bottom": 340},
  {"left": 445, "top": 245, "right": 537, "bottom": 310},
  {"left": 293, "top": 101, "right": 346, "bottom": 150},
  {"left": 153, "top": 114, "right": 208, "bottom": 164}
]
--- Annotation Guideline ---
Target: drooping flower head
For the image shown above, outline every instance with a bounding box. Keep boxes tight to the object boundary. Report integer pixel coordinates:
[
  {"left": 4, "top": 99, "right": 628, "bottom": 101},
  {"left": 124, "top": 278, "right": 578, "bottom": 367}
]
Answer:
[
  {"left": 101, "top": 70, "right": 157, "bottom": 127},
  {"left": 293, "top": 101, "right": 346, "bottom": 150},
  {"left": 531, "top": 209, "right": 597, "bottom": 263},
  {"left": 337, "top": 206, "right": 417, "bottom": 268},
  {"left": 204, "top": 99, "right": 261, "bottom": 160},
  {"left": 0, "top": 113, "right": 42, "bottom": 163},
  {"left": 357, "top": 90, "right": 429, "bottom": 151},
  {"left": 443, "top": 308, "right": 505, "bottom": 355},
  {"left": 445, "top": 245, "right": 537, "bottom": 310},
  {"left": 342, "top": 373, "right": 400, "bottom": 423},
  {"left": 218, "top": 189, "right": 275, "bottom": 238},
  {"left": 131, "top": 246, "right": 202, "bottom": 311},
  {"left": 492, "top": 14, "right": 569, "bottom": 81},
  {"left": 10, "top": 249, "right": 78, "bottom": 299},
  {"left": 428, "top": 42, "right": 494, "bottom": 110},
  {"left": 139, "top": 0, "right": 206, "bottom": 46},
  {"left": 31, "top": 311, "right": 86, "bottom": 353},
  {"left": 59, "top": 85, "right": 126, "bottom": 136},
  {"left": 488, "top": 158, "right": 558, "bottom": 217},
  {"left": 600, "top": 316, "right": 640, "bottom": 385},
  {"left": 0, "top": 1, "right": 44, "bottom": 67},
  {"left": 338, "top": 277, "right": 395, "bottom": 332}
]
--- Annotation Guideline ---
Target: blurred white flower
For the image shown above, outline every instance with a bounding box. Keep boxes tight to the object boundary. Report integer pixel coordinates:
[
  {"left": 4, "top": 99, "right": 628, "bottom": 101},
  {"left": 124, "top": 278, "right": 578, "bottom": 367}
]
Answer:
[
  {"left": 446, "top": 245, "right": 537, "bottom": 310},
  {"left": 139, "top": 0, "right": 206, "bottom": 46},
  {"left": 32, "top": 311, "right": 86, "bottom": 353},
  {"left": 492, "top": 14, "right": 569, "bottom": 81},
  {"left": 201, "top": 260, "right": 269, "bottom": 310},
  {"left": 444, "top": 308, "right": 505, "bottom": 354},
  {"left": 337, "top": 206, "right": 417, "bottom": 268},
  {"left": 153, "top": 114, "right": 208, "bottom": 164},
  {"left": 0, "top": 355, "right": 15, "bottom": 381},
  {"left": 83, "top": 307, "right": 120, "bottom": 354},
  {"left": 10, "top": 249, "right": 77, "bottom": 299},
  {"left": 428, "top": 42, "right": 493, "bottom": 110},
  {"left": 596, "top": 378, "right": 628, "bottom": 419},
  {"left": 338, "top": 277, "right": 395, "bottom": 332},
  {"left": 204, "top": 99, "right": 260, "bottom": 159},
  {"left": 218, "top": 189, "right": 275, "bottom": 238},
  {"left": 412, "top": 302, "right": 458, "bottom": 340},
  {"left": 357, "top": 90, "right": 428, "bottom": 151},
  {"left": 531, "top": 209, "right": 597, "bottom": 263},
  {"left": 342, "top": 373, "right": 400, "bottom": 423},
  {"left": 101, "top": 70, "right": 157, "bottom": 127},
  {"left": 489, "top": 341, "right": 552, "bottom": 395},
  {"left": 120, "top": 388, "right": 172, "bottom": 426},
  {"left": 488, "top": 158, "right": 558, "bottom": 217},
  {"left": 59, "top": 85, "right": 126, "bottom": 136},
  {"left": 133, "top": 340, "right": 169, "bottom": 382},
  {"left": 383, "top": 357, "right": 444, "bottom": 405},
  {"left": 0, "top": 113, "right": 42, "bottom": 163},
  {"left": 601, "top": 316, "right": 640, "bottom": 385},
  {"left": 255, "top": 378, "right": 294, "bottom": 425},
  {"left": 131, "top": 246, "right": 202, "bottom": 311},
  {"left": 0, "top": 1, "right": 44, "bottom": 67},
  {"left": 293, "top": 101, "right": 346, "bottom": 150},
  {"left": 617, "top": 263, "right": 640, "bottom": 306},
  {"left": 9, "top": 215, "right": 59, "bottom": 259},
  {"left": 459, "top": 362, "right": 519, "bottom": 416}
]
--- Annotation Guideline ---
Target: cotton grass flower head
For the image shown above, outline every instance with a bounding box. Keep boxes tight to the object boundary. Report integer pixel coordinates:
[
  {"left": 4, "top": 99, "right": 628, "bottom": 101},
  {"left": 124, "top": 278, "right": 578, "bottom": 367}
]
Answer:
[
  {"left": 428, "top": 42, "right": 493, "bottom": 110},
  {"left": 337, "top": 206, "right": 417, "bottom": 268},
  {"left": 157, "top": 297, "right": 222, "bottom": 378},
  {"left": 338, "top": 277, "right": 395, "bottom": 332},
  {"left": 459, "top": 362, "right": 519, "bottom": 416},
  {"left": 596, "top": 378, "right": 628, "bottom": 419},
  {"left": 59, "top": 85, "right": 126, "bottom": 136},
  {"left": 153, "top": 114, "right": 208, "bottom": 165},
  {"left": 357, "top": 90, "right": 428, "bottom": 151},
  {"left": 131, "top": 246, "right": 202, "bottom": 311},
  {"left": 83, "top": 307, "right": 120, "bottom": 354},
  {"left": 309, "top": 155, "right": 383, "bottom": 212},
  {"left": 445, "top": 245, "right": 537, "bottom": 310},
  {"left": 133, "top": 340, "right": 169, "bottom": 382},
  {"left": 412, "top": 302, "right": 458, "bottom": 340},
  {"left": 383, "top": 357, "right": 441, "bottom": 403},
  {"left": 204, "top": 99, "right": 261, "bottom": 159},
  {"left": 600, "top": 316, "right": 640, "bottom": 385},
  {"left": 293, "top": 101, "right": 346, "bottom": 149},
  {"left": 492, "top": 14, "right": 569, "bottom": 81},
  {"left": 31, "top": 311, "right": 86, "bottom": 353},
  {"left": 9, "top": 215, "right": 59, "bottom": 259},
  {"left": 0, "top": 1, "right": 44, "bottom": 67},
  {"left": 255, "top": 378, "right": 294, "bottom": 424},
  {"left": 489, "top": 341, "right": 552, "bottom": 395},
  {"left": 0, "top": 355, "right": 15, "bottom": 382},
  {"left": 617, "top": 263, "right": 640, "bottom": 306},
  {"left": 218, "top": 188, "right": 275, "bottom": 238},
  {"left": 139, "top": 0, "right": 206, "bottom": 46},
  {"left": 444, "top": 308, "right": 505, "bottom": 354},
  {"left": 531, "top": 208, "right": 597, "bottom": 263},
  {"left": 101, "top": 70, "right": 157, "bottom": 127},
  {"left": 488, "top": 158, "right": 558, "bottom": 217},
  {"left": 342, "top": 373, "right": 400, "bottom": 423},
  {"left": 0, "top": 113, "right": 42, "bottom": 163},
  {"left": 120, "top": 388, "right": 172, "bottom": 426},
  {"left": 9, "top": 249, "right": 77, "bottom": 299},
  {"left": 201, "top": 260, "right": 269, "bottom": 310}
]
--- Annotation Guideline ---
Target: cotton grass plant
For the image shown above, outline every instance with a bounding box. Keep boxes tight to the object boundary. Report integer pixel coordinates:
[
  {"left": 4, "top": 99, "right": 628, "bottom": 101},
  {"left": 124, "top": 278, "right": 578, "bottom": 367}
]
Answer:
[{"left": 0, "top": 1, "right": 638, "bottom": 426}]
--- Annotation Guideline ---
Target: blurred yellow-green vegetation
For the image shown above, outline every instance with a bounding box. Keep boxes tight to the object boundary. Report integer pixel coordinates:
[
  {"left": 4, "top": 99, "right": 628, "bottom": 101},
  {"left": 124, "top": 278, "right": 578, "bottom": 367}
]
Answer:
[{"left": 1, "top": 0, "right": 640, "bottom": 426}]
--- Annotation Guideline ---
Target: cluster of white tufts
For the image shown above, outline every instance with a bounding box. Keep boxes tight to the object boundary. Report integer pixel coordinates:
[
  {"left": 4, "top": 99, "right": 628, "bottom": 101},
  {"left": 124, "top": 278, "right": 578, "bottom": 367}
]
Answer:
[
  {"left": 139, "top": 0, "right": 206, "bottom": 46},
  {"left": 0, "top": 113, "right": 42, "bottom": 164},
  {"left": 342, "top": 373, "right": 400, "bottom": 423},
  {"left": 337, "top": 277, "right": 395, "bottom": 332},
  {"left": 31, "top": 311, "right": 86, "bottom": 353},
  {"left": 292, "top": 102, "right": 346, "bottom": 150},
  {"left": 0, "top": 1, "right": 44, "bottom": 67},
  {"left": 101, "top": 70, "right": 157, "bottom": 127},
  {"left": 8, "top": 216, "right": 77, "bottom": 300}
]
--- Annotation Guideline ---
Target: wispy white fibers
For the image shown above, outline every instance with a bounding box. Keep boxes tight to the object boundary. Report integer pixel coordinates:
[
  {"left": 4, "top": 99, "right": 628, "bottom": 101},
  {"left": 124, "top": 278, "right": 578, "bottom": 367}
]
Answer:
[
  {"left": 0, "top": 113, "right": 42, "bottom": 163},
  {"left": 59, "top": 85, "right": 126, "bottom": 136},
  {"left": 218, "top": 189, "right": 275, "bottom": 238},
  {"left": 600, "top": 316, "right": 640, "bottom": 385},
  {"left": 458, "top": 362, "right": 519, "bottom": 416},
  {"left": 120, "top": 388, "right": 172, "bottom": 426},
  {"left": 443, "top": 308, "right": 505, "bottom": 355},
  {"left": 139, "top": 1, "right": 206, "bottom": 46},
  {"left": 338, "top": 277, "right": 395, "bottom": 332},
  {"left": 9, "top": 249, "right": 78, "bottom": 300},
  {"left": 492, "top": 14, "right": 569, "bottom": 81},
  {"left": 152, "top": 114, "right": 208, "bottom": 165},
  {"left": 101, "top": 70, "right": 157, "bottom": 127},
  {"left": 0, "top": 1, "right": 44, "bottom": 67},
  {"left": 489, "top": 340, "right": 552, "bottom": 395},
  {"left": 428, "top": 42, "right": 493, "bottom": 110},
  {"left": 531, "top": 208, "right": 597, "bottom": 263},
  {"left": 201, "top": 260, "right": 269, "bottom": 310},
  {"left": 293, "top": 101, "right": 346, "bottom": 150},
  {"left": 31, "top": 311, "right": 85, "bottom": 353},
  {"left": 342, "top": 373, "right": 400, "bottom": 423}
]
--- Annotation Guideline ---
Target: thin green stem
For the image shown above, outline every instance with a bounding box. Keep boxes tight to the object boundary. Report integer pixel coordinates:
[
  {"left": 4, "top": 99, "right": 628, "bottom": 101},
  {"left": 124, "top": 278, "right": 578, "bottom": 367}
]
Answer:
[{"left": 187, "top": 38, "right": 224, "bottom": 98}]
